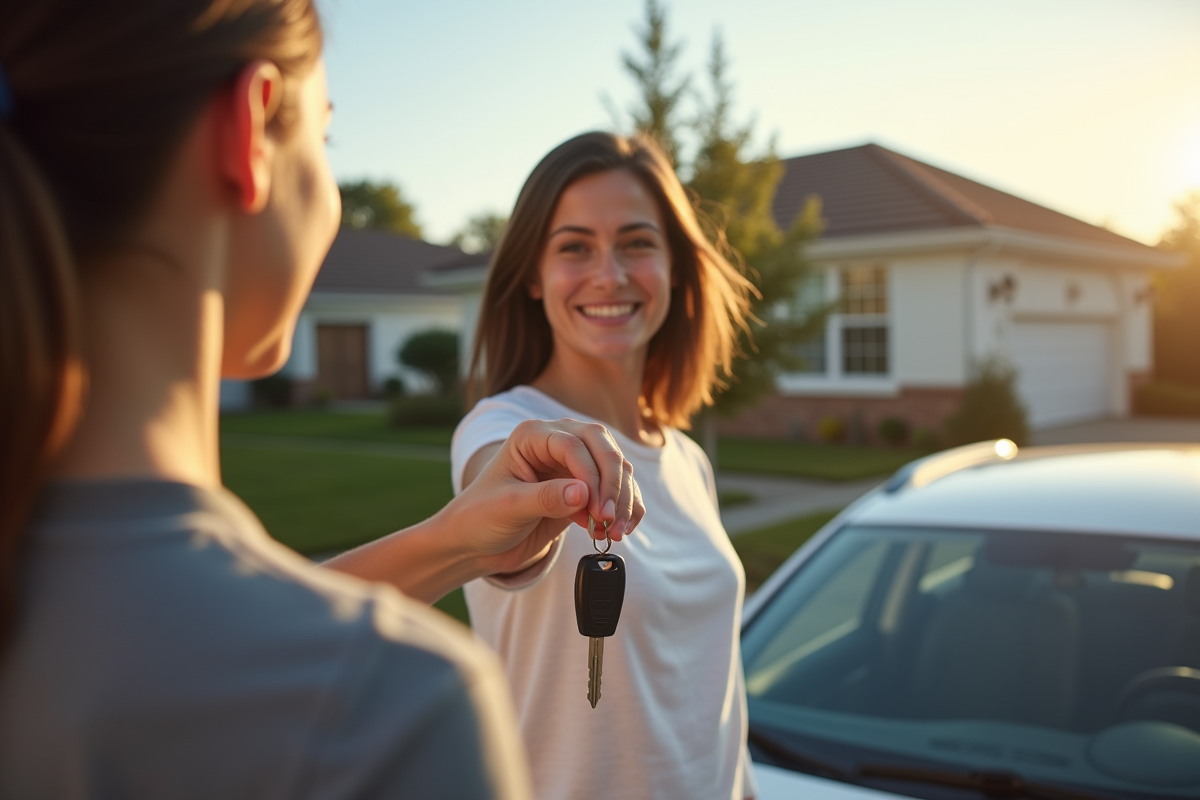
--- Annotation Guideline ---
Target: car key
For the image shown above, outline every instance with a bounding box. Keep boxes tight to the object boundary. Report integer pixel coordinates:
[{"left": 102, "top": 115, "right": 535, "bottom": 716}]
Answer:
[{"left": 574, "top": 516, "right": 626, "bottom": 709}]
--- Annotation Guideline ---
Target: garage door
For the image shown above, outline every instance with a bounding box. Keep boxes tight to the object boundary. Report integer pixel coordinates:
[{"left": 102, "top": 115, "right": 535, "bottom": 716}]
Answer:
[{"left": 1008, "top": 321, "right": 1111, "bottom": 428}]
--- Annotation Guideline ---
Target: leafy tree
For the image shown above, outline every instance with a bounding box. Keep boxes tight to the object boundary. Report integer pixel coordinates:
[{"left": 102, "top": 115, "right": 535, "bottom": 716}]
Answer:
[
  {"left": 398, "top": 329, "right": 459, "bottom": 397},
  {"left": 451, "top": 211, "right": 508, "bottom": 254},
  {"left": 617, "top": 5, "right": 825, "bottom": 456},
  {"left": 1152, "top": 192, "right": 1200, "bottom": 387},
  {"left": 620, "top": 0, "right": 690, "bottom": 168},
  {"left": 944, "top": 356, "right": 1030, "bottom": 447},
  {"left": 339, "top": 180, "right": 422, "bottom": 238}
]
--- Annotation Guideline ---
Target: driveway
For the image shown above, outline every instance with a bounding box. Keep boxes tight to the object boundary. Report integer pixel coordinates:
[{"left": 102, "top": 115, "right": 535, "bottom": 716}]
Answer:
[
  {"left": 1032, "top": 416, "right": 1200, "bottom": 445},
  {"left": 717, "top": 472, "right": 880, "bottom": 535}
]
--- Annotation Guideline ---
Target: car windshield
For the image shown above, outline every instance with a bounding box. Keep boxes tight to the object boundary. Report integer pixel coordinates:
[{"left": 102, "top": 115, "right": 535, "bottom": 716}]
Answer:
[{"left": 741, "top": 525, "right": 1200, "bottom": 797}]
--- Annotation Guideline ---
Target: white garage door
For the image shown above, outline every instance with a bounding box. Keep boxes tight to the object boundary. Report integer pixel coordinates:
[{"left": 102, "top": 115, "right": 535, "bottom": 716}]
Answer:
[{"left": 1009, "top": 321, "right": 1112, "bottom": 428}]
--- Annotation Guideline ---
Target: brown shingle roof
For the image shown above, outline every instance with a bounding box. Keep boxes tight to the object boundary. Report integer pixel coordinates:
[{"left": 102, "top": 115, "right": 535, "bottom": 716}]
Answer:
[
  {"left": 310, "top": 228, "right": 469, "bottom": 296},
  {"left": 772, "top": 143, "right": 1155, "bottom": 252}
]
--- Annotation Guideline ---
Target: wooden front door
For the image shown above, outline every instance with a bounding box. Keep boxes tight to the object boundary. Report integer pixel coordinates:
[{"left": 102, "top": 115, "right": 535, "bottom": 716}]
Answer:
[{"left": 316, "top": 324, "right": 369, "bottom": 399}]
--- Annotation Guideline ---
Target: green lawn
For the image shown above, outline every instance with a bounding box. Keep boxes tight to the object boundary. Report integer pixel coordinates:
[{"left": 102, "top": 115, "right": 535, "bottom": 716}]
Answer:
[
  {"left": 221, "top": 409, "right": 454, "bottom": 448},
  {"left": 219, "top": 412, "right": 867, "bottom": 626},
  {"left": 718, "top": 437, "right": 922, "bottom": 481},
  {"left": 732, "top": 510, "right": 839, "bottom": 593}
]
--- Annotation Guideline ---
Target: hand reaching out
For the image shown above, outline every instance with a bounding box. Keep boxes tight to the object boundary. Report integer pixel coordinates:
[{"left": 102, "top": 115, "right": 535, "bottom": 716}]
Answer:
[{"left": 451, "top": 418, "right": 645, "bottom": 576}]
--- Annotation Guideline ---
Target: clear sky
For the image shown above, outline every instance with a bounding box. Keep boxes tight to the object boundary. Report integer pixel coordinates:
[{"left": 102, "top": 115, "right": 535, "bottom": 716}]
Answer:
[{"left": 321, "top": 0, "right": 1200, "bottom": 247}]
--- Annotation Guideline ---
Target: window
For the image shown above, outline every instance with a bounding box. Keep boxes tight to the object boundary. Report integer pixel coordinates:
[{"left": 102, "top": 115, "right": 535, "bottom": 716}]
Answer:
[
  {"left": 793, "top": 271, "right": 828, "bottom": 374},
  {"left": 839, "top": 266, "right": 888, "bottom": 376},
  {"left": 842, "top": 326, "right": 888, "bottom": 374}
]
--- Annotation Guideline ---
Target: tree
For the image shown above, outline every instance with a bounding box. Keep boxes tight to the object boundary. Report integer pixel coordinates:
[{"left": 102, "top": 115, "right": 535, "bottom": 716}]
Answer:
[
  {"left": 617, "top": 6, "right": 825, "bottom": 458},
  {"left": 339, "top": 180, "right": 422, "bottom": 238},
  {"left": 398, "top": 329, "right": 459, "bottom": 397},
  {"left": 620, "top": 0, "right": 690, "bottom": 168},
  {"left": 1153, "top": 192, "right": 1200, "bottom": 387},
  {"left": 451, "top": 211, "right": 508, "bottom": 254}
]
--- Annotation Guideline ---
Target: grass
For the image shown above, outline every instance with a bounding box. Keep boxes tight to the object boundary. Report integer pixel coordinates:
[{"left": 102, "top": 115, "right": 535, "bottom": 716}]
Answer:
[
  {"left": 220, "top": 444, "right": 470, "bottom": 623},
  {"left": 218, "top": 411, "right": 867, "bottom": 624},
  {"left": 221, "top": 409, "right": 454, "bottom": 448},
  {"left": 717, "top": 489, "right": 756, "bottom": 508},
  {"left": 731, "top": 510, "right": 839, "bottom": 593},
  {"left": 718, "top": 437, "right": 922, "bottom": 481}
]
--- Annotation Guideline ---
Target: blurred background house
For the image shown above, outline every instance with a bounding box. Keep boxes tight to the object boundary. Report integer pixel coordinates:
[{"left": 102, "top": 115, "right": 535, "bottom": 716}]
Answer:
[{"left": 219, "top": 229, "right": 486, "bottom": 410}]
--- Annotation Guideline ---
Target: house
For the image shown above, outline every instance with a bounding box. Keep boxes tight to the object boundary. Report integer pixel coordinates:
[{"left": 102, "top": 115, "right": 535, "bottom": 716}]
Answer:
[
  {"left": 219, "top": 229, "right": 486, "bottom": 409},
  {"left": 718, "top": 143, "right": 1183, "bottom": 440},
  {"left": 423, "top": 143, "right": 1185, "bottom": 438}
]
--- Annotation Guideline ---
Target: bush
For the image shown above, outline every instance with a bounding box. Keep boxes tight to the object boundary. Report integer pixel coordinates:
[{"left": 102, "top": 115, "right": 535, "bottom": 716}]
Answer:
[
  {"left": 388, "top": 394, "right": 464, "bottom": 427},
  {"left": 944, "top": 356, "right": 1029, "bottom": 446},
  {"left": 382, "top": 376, "right": 405, "bottom": 399},
  {"left": 252, "top": 374, "right": 292, "bottom": 408},
  {"left": 311, "top": 385, "right": 334, "bottom": 409},
  {"left": 912, "top": 427, "right": 940, "bottom": 452},
  {"left": 877, "top": 416, "right": 910, "bottom": 446},
  {"left": 816, "top": 416, "right": 845, "bottom": 443},
  {"left": 398, "top": 330, "right": 459, "bottom": 397},
  {"left": 1134, "top": 381, "right": 1200, "bottom": 418}
]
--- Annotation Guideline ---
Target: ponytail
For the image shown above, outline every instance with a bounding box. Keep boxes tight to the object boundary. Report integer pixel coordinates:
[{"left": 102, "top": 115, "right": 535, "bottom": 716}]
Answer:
[{"left": 0, "top": 124, "right": 84, "bottom": 645}]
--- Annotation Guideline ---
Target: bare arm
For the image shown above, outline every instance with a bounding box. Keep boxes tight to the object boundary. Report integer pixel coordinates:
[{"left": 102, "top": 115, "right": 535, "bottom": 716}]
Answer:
[{"left": 324, "top": 419, "right": 644, "bottom": 603}]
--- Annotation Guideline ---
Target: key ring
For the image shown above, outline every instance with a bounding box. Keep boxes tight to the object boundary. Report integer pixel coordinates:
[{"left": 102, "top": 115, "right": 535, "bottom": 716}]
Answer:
[{"left": 587, "top": 515, "right": 612, "bottom": 555}]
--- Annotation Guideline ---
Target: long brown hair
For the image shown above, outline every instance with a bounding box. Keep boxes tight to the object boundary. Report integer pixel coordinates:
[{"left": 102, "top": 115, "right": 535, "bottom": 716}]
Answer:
[
  {"left": 0, "top": 0, "right": 322, "bottom": 647},
  {"left": 468, "top": 131, "right": 756, "bottom": 429}
]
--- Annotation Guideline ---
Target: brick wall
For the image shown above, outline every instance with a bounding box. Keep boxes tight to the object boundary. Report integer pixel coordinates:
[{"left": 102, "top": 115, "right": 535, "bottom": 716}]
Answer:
[{"left": 717, "top": 386, "right": 964, "bottom": 445}]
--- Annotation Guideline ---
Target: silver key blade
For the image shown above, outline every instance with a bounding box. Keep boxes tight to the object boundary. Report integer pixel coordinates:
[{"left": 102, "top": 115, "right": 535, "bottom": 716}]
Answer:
[{"left": 588, "top": 637, "right": 604, "bottom": 708}]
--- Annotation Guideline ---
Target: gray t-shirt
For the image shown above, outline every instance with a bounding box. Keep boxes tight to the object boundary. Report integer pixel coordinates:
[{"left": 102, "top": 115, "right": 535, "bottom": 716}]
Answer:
[{"left": 0, "top": 480, "right": 529, "bottom": 799}]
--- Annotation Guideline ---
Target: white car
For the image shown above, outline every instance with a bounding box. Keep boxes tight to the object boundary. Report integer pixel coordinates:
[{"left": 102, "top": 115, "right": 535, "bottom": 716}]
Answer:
[{"left": 742, "top": 441, "right": 1200, "bottom": 799}]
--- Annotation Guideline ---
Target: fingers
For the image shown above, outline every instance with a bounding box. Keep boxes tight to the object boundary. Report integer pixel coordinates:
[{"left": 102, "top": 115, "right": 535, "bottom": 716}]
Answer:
[{"left": 510, "top": 418, "right": 639, "bottom": 542}]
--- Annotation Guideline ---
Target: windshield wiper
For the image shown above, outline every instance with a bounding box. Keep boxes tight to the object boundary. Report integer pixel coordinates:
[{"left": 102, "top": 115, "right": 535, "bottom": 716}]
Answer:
[
  {"left": 859, "top": 763, "right": 1121, "bottom": 800},
  {"left": 747, "top": 726, "right": 853, "bottom": 783}
]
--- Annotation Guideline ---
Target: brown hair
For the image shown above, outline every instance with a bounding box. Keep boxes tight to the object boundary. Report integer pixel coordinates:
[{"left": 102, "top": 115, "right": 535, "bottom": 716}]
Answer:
[
  {"left": 468, "top": 131, "right": 755, "bottom": 429},
  {"left": 0, "top": 0, "right": 322, "bottom": 647}
]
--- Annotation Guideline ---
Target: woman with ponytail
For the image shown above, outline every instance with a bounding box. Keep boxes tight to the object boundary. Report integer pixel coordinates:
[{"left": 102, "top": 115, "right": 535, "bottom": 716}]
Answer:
[{"left": 0, "top": 2, "right": 641, "bottom": 798}]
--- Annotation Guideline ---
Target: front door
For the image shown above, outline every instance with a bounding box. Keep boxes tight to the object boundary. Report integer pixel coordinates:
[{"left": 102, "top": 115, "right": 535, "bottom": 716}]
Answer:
[{"left": 316, "top": 324, "right": 369, "bottom": 399}]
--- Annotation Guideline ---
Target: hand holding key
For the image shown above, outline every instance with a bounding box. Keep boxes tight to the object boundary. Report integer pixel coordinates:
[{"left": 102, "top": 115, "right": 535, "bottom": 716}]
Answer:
[
  {"left": 453, "top": 418, "right": 645, "bottom": 578},
  {"left": 575, "top": 517, "right": 626, "bottom": 708}
]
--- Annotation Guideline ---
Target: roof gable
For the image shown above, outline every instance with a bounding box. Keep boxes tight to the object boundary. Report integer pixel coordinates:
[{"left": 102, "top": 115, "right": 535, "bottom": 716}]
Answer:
[
  {"left": 310, "top": 229, "right": 469, "bottom": 296},
  {"left": 772, "top": 143, "right": 1155, "bottom": 253}
]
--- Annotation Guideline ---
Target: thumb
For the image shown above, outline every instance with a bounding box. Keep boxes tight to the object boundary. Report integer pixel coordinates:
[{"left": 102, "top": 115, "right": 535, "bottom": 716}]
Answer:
[{"left": 516, "top": 478, "right": 589, "bottom": 522}]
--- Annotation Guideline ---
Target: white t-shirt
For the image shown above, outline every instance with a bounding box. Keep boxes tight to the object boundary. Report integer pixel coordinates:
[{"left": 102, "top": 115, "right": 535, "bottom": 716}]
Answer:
[{"left": 452, "top": 387, "right": 757, "bottom": 800}]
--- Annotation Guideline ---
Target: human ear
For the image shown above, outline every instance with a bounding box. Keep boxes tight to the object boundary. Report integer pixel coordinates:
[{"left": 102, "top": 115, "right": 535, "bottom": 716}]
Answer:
[
  {"left": 528, "top": 279, "right": 543, "bottom": 300},
  {"left": 218, "top": 60, "right": 283, "bottom": 213}
]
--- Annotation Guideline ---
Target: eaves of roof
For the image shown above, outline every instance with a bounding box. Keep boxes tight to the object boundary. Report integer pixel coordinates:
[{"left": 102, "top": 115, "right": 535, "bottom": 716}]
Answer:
[
  {"left": 774, "top": 144, "right": 1165, "bottom": 260},
  {"left": 806, "top": 225, "right": 1185, "bottom": 271}
]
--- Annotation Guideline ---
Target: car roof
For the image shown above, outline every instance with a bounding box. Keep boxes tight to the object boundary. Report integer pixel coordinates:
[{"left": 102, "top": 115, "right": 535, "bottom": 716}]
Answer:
[{"left": 851, "top": 443, "right": 1200, "bottom": 540}]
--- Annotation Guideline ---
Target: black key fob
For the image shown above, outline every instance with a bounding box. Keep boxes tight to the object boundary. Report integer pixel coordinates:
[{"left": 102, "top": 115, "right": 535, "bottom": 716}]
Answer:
[{"left": 574, "top": 553, "right": 626, "bottom": 638}]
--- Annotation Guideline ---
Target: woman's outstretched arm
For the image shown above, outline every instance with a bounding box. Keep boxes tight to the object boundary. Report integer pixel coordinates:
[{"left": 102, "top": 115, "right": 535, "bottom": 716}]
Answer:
[{"left": 323, "top": 418, "right": 644, "bottom": 603}]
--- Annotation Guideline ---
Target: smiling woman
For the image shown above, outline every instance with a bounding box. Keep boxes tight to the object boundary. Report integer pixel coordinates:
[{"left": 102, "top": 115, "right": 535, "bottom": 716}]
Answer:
[{"left": 456, "top": 132, "right": 761, "bottom": 800}]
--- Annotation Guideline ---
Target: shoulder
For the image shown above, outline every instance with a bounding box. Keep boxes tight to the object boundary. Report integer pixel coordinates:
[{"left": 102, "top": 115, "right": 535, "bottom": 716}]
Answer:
[{"left": 664, "top": 428, "right": 718, "bottom": 506}]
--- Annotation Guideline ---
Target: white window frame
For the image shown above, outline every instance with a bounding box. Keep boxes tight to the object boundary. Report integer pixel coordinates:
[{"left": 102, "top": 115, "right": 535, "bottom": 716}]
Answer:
[{"left": 777, "top": 263, "right": 896, "bottom": 397}]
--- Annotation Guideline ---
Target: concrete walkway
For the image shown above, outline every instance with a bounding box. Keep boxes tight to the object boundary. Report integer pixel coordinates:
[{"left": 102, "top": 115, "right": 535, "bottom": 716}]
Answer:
[
  {"left": 716, "top": 472, "right": 880, "bottom": 535},
  {"left": 1032, "top": 416, "right": 1200, "bottom": 446}
]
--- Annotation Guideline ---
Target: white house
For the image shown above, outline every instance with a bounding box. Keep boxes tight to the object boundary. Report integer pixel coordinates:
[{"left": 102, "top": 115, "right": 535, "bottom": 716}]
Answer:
[
  {"left": 220, "top": 229, "right": 485, "bottom": 409},
  {"left": 723, "top": 143, "right": 1184, "bottom": 439},
  {"left": 421, "top": 143, "right": 1186, "bottom": 439}
]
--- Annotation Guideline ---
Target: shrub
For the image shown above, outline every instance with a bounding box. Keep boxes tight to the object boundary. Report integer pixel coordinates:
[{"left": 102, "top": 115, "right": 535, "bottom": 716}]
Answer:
[
  {"left": 398, "top": 330, "right": 459, "bottom": 397},
  {"left": 382, "top": 376, "right": 405, "bottom": 398},
  {"left": 252, "top": 374, "right": 292, "bottom": 408},
  {"left": 311, "top": 385, "right": 334, "bottom": 409},
  {"left": 1134, "top": 381, "right": 1200, "bottom": 418},
  {"left": 816, "top": 416, "right": 845, "bottom": 443},
  {"left": 944, "top": 356, "right": 1029, "bottom": 446},
  {"left": 878, "top": 416, "right": 910, "bottom": 446},
  {"left": 912, "top": 427, "right": 940, "bottom": 452},
  {"left": 388, "top": 394, "right": 464, "bottom": 427}
]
